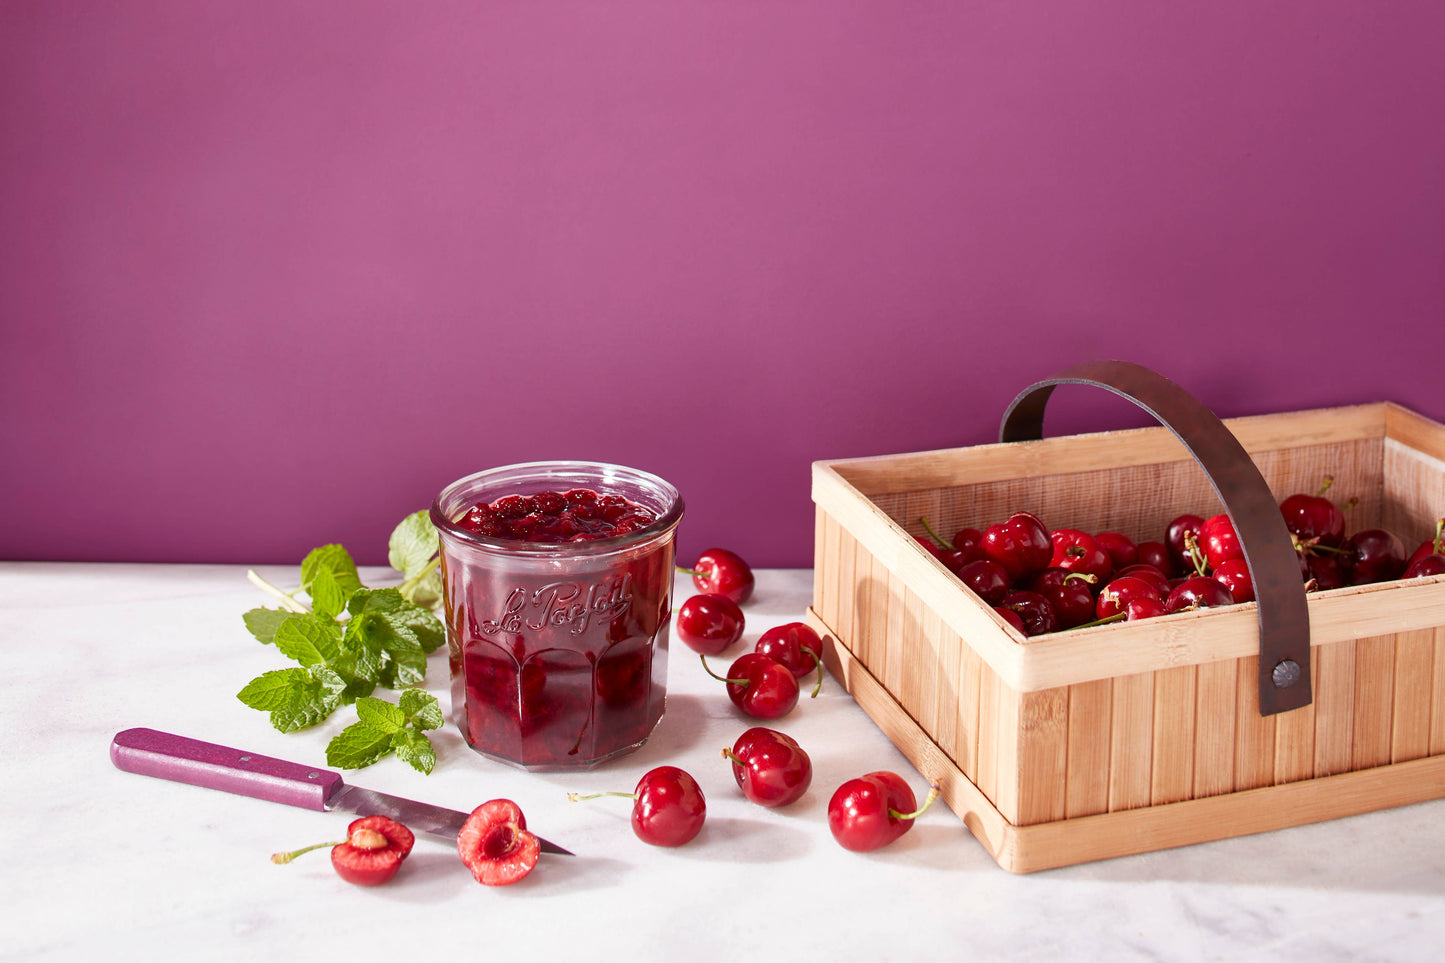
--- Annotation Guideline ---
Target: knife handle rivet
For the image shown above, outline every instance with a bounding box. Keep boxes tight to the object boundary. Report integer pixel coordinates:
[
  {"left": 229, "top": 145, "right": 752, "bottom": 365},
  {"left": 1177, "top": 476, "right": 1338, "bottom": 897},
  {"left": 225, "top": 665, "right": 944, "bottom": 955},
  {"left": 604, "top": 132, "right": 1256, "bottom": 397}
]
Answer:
[
  {"left": 238, "top": 755, "right": 251, "bottom": 762},
  {"left": 307, "top": 772, "right": 320, "bottom": 779}
]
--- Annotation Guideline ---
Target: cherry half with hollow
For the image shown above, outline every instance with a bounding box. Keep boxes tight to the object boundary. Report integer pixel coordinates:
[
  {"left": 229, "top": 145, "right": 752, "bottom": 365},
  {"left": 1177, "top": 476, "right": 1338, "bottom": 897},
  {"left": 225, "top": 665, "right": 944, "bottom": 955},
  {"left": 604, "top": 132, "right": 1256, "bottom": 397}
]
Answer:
[
  {"left": 701, "top": 652, "right": 800, "bottom": 719},
  {"left": 271, "top": 815, "right": 416, "bottom": 887},
  {"left": 827, "top": 771, "right": 941, "bottom": 852},
  {"left": 681, "top": 548, "right": 754, "bottom": 605},
  {"left": 456, "top": 799, "right": 542, "bottom": 886},
  {"left": 722, "top": 727, "right": 813, "bottom": 808},
  {"left": 569, "top": 766, "right": 707, "bottom": 847}
]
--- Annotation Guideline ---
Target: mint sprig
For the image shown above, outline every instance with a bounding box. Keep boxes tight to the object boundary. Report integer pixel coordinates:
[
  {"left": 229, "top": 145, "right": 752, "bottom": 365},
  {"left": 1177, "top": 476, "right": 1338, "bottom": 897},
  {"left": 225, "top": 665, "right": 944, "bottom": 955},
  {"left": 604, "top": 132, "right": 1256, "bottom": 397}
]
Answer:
[{"left": 237, "top": 513, "right": 449, "bottom": 773}]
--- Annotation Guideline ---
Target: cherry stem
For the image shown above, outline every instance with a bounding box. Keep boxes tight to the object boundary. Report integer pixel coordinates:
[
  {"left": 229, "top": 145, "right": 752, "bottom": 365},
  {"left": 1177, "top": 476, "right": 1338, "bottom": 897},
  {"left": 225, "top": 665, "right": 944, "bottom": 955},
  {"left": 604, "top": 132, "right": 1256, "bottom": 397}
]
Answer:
[
  {"left": 1434, "top": 518, "right": 1444, "bottom": 554},
  {"left": 698, "top": 653, "right": 749, "bottom": 686},
  {"left": 1063, "top": 572, "right": 1097, "bottom": 586},
  {"left": 889, "top": 780, "right": 942, "bottom": 821},
  {"left": 918, "top": 517, "right": 949, "bottom": 549},
  {"left": 1317, "top": 476, "right": 1335, "bottom": 498},
  {"left": 1066, "top": 611, "right": 1128, "bottom": 630},
  {"left": 676, "top": 566, "right": 701, "bottom": 577},
  {"left": 805, "top": 648, "right": 823, "bottom": 698},
  {"left": 567, "top": 791, "right": 637, "bottom": 802},
  {"left": 1183, "top": 530, "right": 1208, "bottom": 577},
  {"left": 721, "top": 747, "right": 742, "bottom": 767},
  {"left": 270, "top": 840, "right": 347, "bottom": 864}
]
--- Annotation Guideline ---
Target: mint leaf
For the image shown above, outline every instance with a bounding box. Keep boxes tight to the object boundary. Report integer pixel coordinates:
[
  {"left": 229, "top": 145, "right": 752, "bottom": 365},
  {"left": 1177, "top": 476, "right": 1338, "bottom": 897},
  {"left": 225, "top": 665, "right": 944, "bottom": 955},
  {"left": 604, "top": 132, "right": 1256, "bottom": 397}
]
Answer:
[
  {"left": 347, "top": 586, "right": 404, "bottom": 616},
  {"left": 309, "top": 565, "right": 347, "bottom": 620},
  {"left": 384, "top": 604, "right": 446, "bottom": 655},
  {"left": 388, "top": 511, "right": 438, "bottom": 578},
  {"left": 405, "top": 570, "right": 444, "bottom": 612},
  {"left": 237, "top": 665, "right": 345, "bottom": 733},
  {"left": 301, "top": 544, "right": 361, "bottom": 599},
  {"left": 272, "top": 613, "right": 342, "bottom": 666},
  {"left": 399, "top": 689, "right": 444, "bottom": 730},
  {"left": 338, "top": 613, "right": 389, "bottom": 683},
  {"left": 326, "top": 721, "right": 396, "bottom": 770},
  {"left": 355, "top": 696, "right": 405, "bottom": 733},
  {"left": 391, "top": 727, "right": 437, "bottom": 775},
  {"left": 242, "top": 607, "right": 291, "bottom": 645},
  {"left": 346, "top": 610, "right": 427, "bottom": 686}
]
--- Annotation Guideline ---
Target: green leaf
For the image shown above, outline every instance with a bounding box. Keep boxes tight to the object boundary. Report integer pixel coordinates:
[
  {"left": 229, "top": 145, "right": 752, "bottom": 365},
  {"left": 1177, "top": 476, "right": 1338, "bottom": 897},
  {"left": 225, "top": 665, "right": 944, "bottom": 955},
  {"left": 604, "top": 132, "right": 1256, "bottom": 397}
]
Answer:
[
  {"left": 404, "top": 570, "right": 444, "bottom": 613},
  {"left": 347, "top": 586, "right": 404, "bottom": 617},
  {"left": 272, "top": 614, "right": 342, "bottom": 666},
  {"left": 384, "top": 604, "right": 446, "bottom": 655},
  {"left": 388, "top": 510, "right": 438, "bottom": 578},
  {"left": 242, "top": 607, "right": 291, "bottom": 645},
  {"left": 399, "top": 689, "right": 444, "bottom": 730},
  {"left": 355, "top": 696, "right": 405, "bottom": 734},
  {"left": 237, "top": 665, "right": 344, "bottom": 733},
  {"left": 300, "top": 544, "right": 361, "bottom": 598},
  {"left": 391, "top": 727, "right": 436, "bottom": 775},
  {"left": 309, "top": 566, "right": 347, "bottom": 620},
  {"left": 326, "top": 721, "right": 396, "bottom": 770},
  {"left": 338, "top": 613, "right": 389, "bottom": 684},
  {"left": 347, "top": 610, "right": 427, "bottom": 687}
]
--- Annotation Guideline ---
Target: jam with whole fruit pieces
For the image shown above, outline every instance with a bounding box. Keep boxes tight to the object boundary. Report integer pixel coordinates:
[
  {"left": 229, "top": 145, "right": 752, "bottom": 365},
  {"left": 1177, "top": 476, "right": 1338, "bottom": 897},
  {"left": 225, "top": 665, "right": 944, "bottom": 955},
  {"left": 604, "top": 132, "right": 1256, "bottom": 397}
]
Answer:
[{"left": 431, "top": 463, "right": 684, "bottom": 772}]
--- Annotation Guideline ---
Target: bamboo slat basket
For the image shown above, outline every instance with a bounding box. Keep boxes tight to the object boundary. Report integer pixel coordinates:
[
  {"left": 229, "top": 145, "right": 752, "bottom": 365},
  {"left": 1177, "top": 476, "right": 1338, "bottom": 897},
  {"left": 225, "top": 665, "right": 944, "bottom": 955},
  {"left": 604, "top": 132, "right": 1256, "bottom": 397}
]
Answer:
[{"left": 809, "top": 361, "right": 1445, "bottom": 873}]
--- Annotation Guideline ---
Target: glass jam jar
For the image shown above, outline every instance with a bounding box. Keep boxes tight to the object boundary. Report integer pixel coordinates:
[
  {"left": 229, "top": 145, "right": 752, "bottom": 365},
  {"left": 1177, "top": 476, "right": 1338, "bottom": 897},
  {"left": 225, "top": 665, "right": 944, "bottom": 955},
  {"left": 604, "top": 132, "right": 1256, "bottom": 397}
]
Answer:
[{"left": 431, "top": 462, "right": 684, "bottom": 771}]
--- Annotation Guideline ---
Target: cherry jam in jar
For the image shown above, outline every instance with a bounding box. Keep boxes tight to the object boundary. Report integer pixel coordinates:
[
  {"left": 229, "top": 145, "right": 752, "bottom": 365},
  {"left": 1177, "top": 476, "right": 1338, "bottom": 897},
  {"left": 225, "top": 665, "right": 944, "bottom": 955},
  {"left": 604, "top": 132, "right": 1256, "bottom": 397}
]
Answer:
[{"left": 431, "top": 462, "right": 684, "bottom": 771}]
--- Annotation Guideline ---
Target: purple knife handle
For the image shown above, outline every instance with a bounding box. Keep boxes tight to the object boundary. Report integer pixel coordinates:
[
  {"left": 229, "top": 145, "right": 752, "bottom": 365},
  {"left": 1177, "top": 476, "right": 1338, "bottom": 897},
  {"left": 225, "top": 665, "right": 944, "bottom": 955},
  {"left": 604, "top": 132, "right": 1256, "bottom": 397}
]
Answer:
[{"left": 110, "top": 728, "right": 343, "bottom": 811}]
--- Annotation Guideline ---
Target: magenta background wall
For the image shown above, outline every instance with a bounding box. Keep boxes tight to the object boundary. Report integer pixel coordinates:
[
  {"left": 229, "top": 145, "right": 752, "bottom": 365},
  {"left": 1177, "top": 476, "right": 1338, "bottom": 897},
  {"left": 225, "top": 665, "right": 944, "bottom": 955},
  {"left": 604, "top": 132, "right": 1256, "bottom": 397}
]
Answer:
[{"left": 4, "top": 2, "right": 1443, "bottom": 569}]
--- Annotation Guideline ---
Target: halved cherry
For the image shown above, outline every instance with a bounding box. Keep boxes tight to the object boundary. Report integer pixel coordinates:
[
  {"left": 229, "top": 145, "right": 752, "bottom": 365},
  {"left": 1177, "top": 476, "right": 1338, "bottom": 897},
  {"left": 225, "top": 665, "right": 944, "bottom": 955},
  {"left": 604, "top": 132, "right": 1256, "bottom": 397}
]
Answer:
[{"left": 457, "top": 799, "right": 541, "bottom": 886}]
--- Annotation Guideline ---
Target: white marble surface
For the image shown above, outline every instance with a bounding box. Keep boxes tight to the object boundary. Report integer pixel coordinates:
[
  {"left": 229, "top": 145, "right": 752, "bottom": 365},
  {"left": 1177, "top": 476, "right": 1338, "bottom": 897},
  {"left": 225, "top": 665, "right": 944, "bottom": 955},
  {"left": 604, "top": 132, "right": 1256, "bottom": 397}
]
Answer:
[{"left": 3, "top": 562, "right": 1443, "bottom": 961}]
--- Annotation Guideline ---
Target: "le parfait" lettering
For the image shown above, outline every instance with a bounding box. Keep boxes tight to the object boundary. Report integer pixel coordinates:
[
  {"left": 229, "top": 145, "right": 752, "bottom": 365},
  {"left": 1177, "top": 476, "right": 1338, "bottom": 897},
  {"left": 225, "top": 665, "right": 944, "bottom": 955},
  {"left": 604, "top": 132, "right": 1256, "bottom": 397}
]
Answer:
[{"left": 480, "top": 574, "right": 634, "bottom": 638}]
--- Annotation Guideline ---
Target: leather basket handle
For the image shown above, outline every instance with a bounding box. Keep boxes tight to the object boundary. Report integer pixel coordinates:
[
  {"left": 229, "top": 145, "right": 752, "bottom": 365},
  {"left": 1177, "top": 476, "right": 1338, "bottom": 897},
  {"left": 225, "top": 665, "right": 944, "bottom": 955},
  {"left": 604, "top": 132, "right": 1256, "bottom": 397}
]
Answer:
[{"left": 999, "top": 360, "right": 1311, "bottom": 716}]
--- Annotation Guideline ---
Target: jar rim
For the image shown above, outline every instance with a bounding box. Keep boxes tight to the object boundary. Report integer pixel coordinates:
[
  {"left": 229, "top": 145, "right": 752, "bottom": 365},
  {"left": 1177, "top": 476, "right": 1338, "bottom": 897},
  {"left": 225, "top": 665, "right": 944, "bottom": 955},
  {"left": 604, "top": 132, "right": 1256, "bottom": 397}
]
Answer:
[{"left": 429, "top": 460, "right": 684, "bottom": 557}]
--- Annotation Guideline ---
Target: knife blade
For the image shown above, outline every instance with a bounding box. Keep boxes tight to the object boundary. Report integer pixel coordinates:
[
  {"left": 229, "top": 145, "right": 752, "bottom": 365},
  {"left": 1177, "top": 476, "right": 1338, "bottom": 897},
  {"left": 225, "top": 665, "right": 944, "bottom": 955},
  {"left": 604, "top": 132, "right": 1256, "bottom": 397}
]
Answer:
[{"left": 110, "top": 727, "right": 573, "bottom": 856}]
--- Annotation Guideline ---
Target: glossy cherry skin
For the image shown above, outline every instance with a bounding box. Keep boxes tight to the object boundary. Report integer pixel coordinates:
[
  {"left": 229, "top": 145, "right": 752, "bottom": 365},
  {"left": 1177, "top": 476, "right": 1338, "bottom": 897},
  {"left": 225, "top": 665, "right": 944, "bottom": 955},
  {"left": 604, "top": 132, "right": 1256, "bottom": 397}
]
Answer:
[
  {"left": 1280, "top": 485, "right": 1346, "bottom": 547},
  {"left": 1049, "top": 529, "right": 1113, "bottom": 583},
  {"left": 981, "top": 512, "right": 1053, "bottom": 582},
  {"left": 1406, "top": 554, "right": 1445, "bottom": 578},
  {"left": 1406, "top": 520, "right": 1444, "bottom": 572},
  {"left": 687, "top": 548, "right": 754, "bottom": 604},
  {"left": 1164, "top": 576, "right": 1235, "bottom": 613},
  {"left": 721, "top": 653, "right": 800, "bottom": 719},
  {"left": 1113, "top": 564, "right": 1171, "bottom": 598},
  {"left": 1344, "top": 529, "right": 1407, "bottom": 584},
  {"left": 631, "top": 766, "right": 707, "bottom": 846},
  {"left": 1094, "top": 532, "right": 1139, "bottom": 570},
  {"left": 325, "top": 816, "right": 415, "bottom": 887},
  {"left": 951, "top": 527, "right": 985, "bottom": 556},
  {"left": 1165, "top": 515, "right": 1205, "bottom": 571},
  {"left": 1211, "top": 557, "right": 1255, "bottom": 602},
  {"left": 1302, "top": 553, "right": 1346, "bottom": 591},
  {"left": 724, "top": 727, "right": 813, "bottom": 808},
  {"left": 999, "top": 589, "right": 1057, "bottom": 637},
  {"left": 993, "top": 606, "right": 1026, "bottom": 633},
  {"left": 754, "top": 622, "right": 823, "bottom": 678},
  {"left": 1097, "top": 576, "right": 1164, "bottom": 620},
  {"left": 1198, "top": 514, "right": 1244, "bottom": 571},
  {"left": 1027, "top": 568, "right": 1097, "bottom": 629},
  {"left": 827, "top": 771, "right": 921, "bottom": 852},
  {"left": 676, "top": 593, "right": 745, "bottom": 655},
  {"left": 1123, "top": 595, "right": 1167, "bottom": 621},
  {"left": 955, "top": 558, "right": 1011, "bottom": 605},
  {"left": 1136, "top": 540, "right": 1178, "bottom": 577}
]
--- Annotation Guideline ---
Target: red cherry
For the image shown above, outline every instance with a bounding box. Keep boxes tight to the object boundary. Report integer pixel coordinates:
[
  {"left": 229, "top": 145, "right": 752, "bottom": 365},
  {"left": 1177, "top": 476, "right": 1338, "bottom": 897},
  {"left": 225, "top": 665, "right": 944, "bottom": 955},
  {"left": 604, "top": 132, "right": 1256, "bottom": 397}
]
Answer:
[
  {"left": 1136, "top": 540, "right": 1178, "bottom": 577},
  {"left": 951, "top": 527, "right": 985, "bottom": 556},
  {"left": 456, "top": 799, "right": 541, "bottom": 885},
  {"left": 1280, "top": 477, "right": 1347, "bottom": 548},
  {"left": 981, "top": 512, "right": 1053, "bottom": 582},
  {"left": 1164, "top": 576, "right": 1235, "bottom": 613},
  {"left": 1123, "top": 595, "right": 1167, "bottom": 621},
  {"left": 676, "top": 593, "right": 745, "bottom": 655},
  {"left": 919, "top": 518, "right": 985, "bottom": 573},
  {"left": 1211, "top": 557, "right": 1255, "bottom": 602},
  {"left": 955, "top": 559, "right": 1011, "bottom": 605},
  {"left": 1198, "top": 514, "right": 1244, "bottom": 571},
  {"left": 1097, "top": 576, "right": 1164, "bottom": 620},
  {"left": 1048, "top": 529, "right": 1114, "bottom": 583},
  {"left": 1405, "top": 518, "right": 1445, "bottom": 575},
  {"left": 754, "top": 622, "right": 824, "bottom": 697},
  {"left": 999, "top": 589, "right": 1057, "bottom": 637},
  {"left": 271, "top": 815, "right": 416, "bottom": 887},
  {"left": 571, "top": 766, "right": 706, "bottom": 847},
  {"left": 722, "top": 727, "right": 813, "bottom": 808},
  {"left": 702, "top": 652, "right": 800, "bottom": 719},
  {"left": 1406, "top": 554, "right": 1445, "bottom": 578},
  {"left": 1165, "top": 515, "right": 1205, "bottom": 571},
  {"left": 1343, "top": 529, "right": 1407, "bottom": 584},
  {"left": 683, "top": 548, "right": 754, "bottom": 604},
  {"left": 827, "top": 772, "right": 939, "bottom": 852},
  {"left": 1094, "top": 531, "right": 1139, "bottom": 570},
  {"left": 993, "top": 606, "right": 1026, "bottom": 633},
  {"left": 1113, "top": 564, "right": 1171, "bottom": 598},
  {"left": 1027, "top": 568, "right": 1098, "bottom": 629},
  {"left": 1303, "top": 553, "right": 1347, "bottom": 591}
]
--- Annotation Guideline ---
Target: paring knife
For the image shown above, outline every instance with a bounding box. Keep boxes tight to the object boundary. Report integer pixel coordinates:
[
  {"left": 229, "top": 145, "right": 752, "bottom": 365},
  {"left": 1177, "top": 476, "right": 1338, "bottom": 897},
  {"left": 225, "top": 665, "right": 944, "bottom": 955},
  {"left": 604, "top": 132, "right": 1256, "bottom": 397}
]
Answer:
[{"left": 110, "top": 727, "right": 574, "bottom": 856}]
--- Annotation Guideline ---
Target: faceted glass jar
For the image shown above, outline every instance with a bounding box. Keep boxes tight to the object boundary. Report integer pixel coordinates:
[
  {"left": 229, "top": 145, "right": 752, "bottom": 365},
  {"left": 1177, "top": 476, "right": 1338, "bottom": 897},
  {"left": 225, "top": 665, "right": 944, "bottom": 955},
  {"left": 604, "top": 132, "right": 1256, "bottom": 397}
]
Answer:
[{"left": 431, "top": 462, "right": 684, "bottom": 771}]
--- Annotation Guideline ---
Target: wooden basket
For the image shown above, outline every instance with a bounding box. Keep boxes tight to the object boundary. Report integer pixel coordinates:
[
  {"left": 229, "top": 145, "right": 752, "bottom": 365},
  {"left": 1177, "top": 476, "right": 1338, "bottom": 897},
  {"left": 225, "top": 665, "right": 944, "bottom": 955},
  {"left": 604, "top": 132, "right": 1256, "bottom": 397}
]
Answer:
[{"left": 809, "top": 361, "right": 1445, "bottom": 873}]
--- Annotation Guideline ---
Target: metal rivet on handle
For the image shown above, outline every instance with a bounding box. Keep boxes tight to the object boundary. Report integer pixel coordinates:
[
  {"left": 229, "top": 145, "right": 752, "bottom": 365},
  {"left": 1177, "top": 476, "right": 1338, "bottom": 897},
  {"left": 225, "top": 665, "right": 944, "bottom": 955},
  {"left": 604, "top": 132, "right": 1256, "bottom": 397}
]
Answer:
[
  {"left": 1272, "top": 659, "right": 1301, "bottom": 688},
  {"left": 308, "top": 772, "right": 321, "bottom": 779},
  {"left": 238, "top": 755, "right": 251, "bottom": 762}
]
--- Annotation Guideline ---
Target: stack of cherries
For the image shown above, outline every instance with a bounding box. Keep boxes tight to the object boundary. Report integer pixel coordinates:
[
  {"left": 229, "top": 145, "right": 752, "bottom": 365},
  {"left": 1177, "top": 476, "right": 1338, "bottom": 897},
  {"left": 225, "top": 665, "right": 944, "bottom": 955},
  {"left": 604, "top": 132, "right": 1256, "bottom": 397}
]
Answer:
[{"left": 915, "top": 478, "right": 1444, "bottom": 638}]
